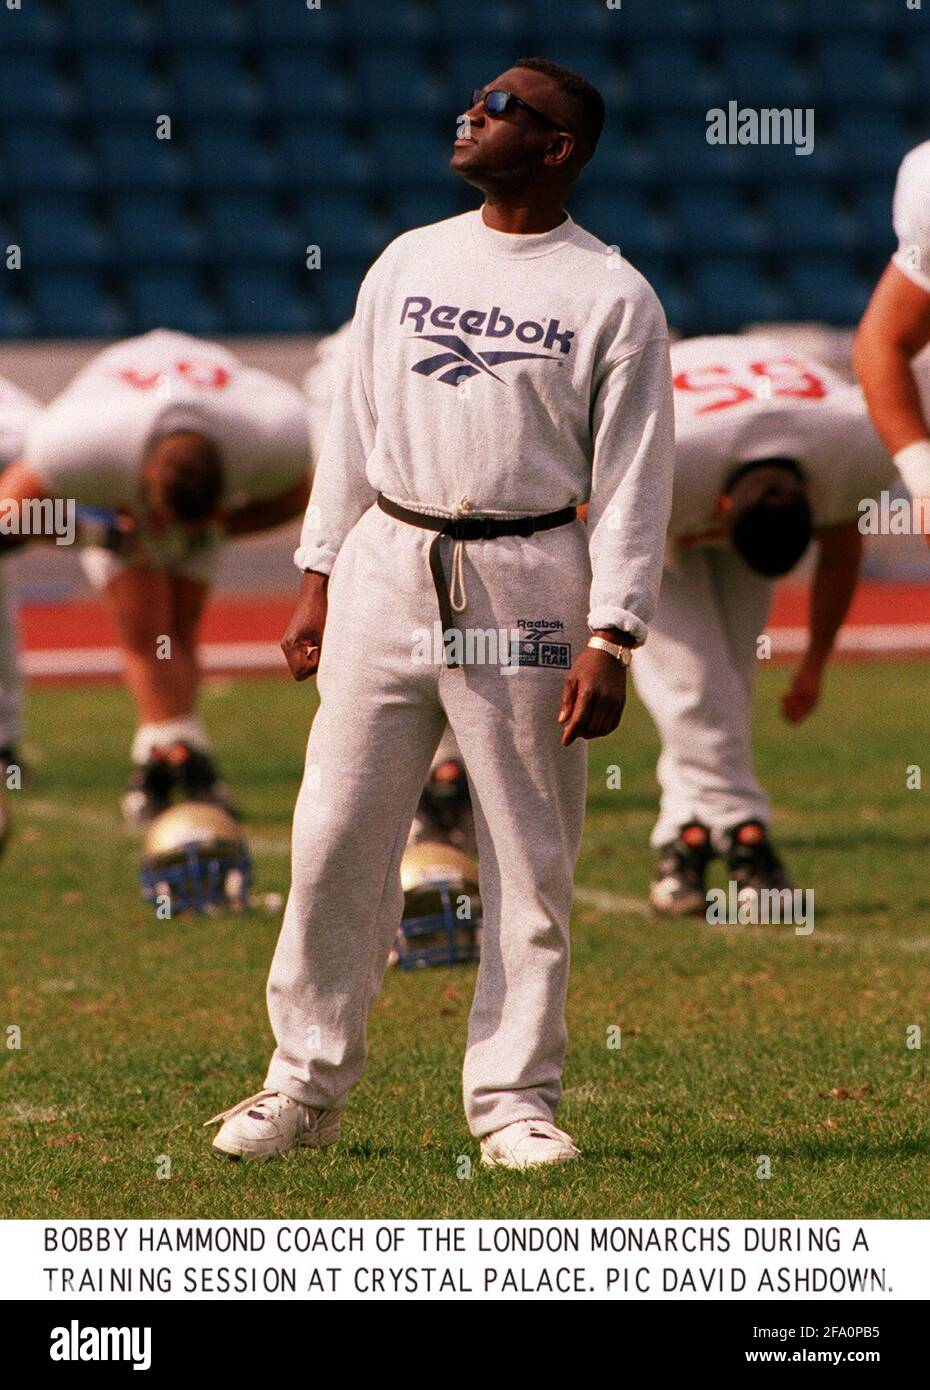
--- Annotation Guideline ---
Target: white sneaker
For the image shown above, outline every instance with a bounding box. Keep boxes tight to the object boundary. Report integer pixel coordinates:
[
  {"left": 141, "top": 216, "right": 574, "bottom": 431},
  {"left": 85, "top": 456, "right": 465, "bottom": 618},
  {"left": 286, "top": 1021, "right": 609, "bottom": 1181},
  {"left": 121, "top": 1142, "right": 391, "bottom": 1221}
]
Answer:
[
  {"left": 206, "top": 1090, "right": 341, "bottom": 1162},
  {"left": 480, "top": 1119, "right": 581, "bottom": 1170}
]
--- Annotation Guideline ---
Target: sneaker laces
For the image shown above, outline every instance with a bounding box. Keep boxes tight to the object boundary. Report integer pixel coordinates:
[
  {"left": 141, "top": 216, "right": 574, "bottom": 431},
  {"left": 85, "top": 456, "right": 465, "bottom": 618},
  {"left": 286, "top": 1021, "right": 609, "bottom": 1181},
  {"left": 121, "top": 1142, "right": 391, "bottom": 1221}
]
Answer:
[{"left": 204, "top": 1090, "right": 290, "bottom": 1127}]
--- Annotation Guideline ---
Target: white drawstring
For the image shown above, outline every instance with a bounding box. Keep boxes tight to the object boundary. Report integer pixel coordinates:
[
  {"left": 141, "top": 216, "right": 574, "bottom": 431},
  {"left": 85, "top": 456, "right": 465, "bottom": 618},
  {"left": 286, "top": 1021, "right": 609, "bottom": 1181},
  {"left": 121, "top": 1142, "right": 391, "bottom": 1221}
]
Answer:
[
  {"left": 450, "top": 495, "right": 471, "bottom": 613},
  {"left": 450, "top": 538, "right": 467, "bottom": 612}
]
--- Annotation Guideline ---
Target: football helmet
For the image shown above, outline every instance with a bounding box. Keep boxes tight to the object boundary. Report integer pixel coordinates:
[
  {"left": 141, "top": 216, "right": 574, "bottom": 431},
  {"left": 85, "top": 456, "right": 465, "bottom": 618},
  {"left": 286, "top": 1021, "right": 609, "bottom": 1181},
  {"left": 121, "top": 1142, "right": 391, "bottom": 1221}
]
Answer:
[
  {"left": 140, "top": 801, "right": 251, "bottom": 916},
  {"left": 394, "top": 839, "right": 481, "bottom": 969}
]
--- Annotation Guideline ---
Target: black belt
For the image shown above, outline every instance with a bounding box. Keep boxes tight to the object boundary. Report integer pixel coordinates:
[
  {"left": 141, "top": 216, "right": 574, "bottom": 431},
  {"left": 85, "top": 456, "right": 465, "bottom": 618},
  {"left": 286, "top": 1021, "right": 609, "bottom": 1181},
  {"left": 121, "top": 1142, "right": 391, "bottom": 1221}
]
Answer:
[{"left": 377, "top": 494, "right": 576, "bottom": 667}]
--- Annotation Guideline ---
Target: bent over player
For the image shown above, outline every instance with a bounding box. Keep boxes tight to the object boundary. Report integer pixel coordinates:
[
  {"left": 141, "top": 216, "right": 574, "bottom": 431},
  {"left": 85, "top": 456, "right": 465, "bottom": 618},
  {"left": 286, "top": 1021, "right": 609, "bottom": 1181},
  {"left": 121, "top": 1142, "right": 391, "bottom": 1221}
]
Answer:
[
  {"left": 209, "top": 58, "right": 675, "bottom": 1168},
  {"left": 0, "top": 330, "right": 309, "bottom": 823},
  {"left": 636, "top": 334, "right": 894, "bottom": 915}
]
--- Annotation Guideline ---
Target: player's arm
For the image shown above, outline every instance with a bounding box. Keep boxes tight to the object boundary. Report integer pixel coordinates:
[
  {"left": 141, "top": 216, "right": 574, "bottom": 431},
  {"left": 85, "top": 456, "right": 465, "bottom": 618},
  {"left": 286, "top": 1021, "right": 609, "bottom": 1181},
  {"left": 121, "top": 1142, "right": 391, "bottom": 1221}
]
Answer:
[
  {"left": 0, "top": 458, "right": 54, "bottom": 552},
  {"left": 853, "top": 264, "right": 930, "bottom": 454},
  {"left": 781, "top": 519, "right": 863, "bottom": 724},
  {"left": 282, "top": 284, "right": 378, "bottom": 681},
  {"left": 222, "top": 477, "right": 310, "bottom": 537},
  {"left": 854, "top": 266, "right": 930, "bottom": 541},
  {"left": 561, "top": 333, "right": 676, "bottom": 745}
]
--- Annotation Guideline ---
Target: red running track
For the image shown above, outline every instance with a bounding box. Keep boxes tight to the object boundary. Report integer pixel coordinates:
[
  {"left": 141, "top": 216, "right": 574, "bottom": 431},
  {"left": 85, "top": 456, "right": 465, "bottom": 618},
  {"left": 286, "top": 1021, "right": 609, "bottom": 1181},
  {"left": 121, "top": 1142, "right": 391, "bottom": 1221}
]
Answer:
[{"left": 19, "top": 582, "right": 930, "bottom": 683}]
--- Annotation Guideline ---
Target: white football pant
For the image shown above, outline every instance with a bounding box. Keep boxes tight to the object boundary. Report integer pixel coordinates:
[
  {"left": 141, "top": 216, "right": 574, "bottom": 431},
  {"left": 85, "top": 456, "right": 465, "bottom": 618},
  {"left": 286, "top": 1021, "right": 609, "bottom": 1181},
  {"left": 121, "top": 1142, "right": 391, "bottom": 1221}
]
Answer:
[
  {"left": 265, "top": 503, "right": 590, "bottom": 1136},
  {"left": 632, "top": 546, "right": 773, "bottom": 851}
]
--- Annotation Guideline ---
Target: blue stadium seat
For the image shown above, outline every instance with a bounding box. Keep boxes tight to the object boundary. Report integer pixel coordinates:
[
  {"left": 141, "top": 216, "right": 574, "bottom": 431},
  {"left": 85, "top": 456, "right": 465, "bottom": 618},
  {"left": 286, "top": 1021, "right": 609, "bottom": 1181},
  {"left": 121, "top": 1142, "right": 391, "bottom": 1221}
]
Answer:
[
  {"left": 64, "top": 0, "right": 153, "bottom": 46},
  {"left": 344, "top": 0, "right": 428, "bottom": 40},
  {"left": 172, "top": 53, "right": 261, "bottom": 119},
  {"left": 0, "top": 56, "right": 72, "bottom": 119},
  {"left": 783, "top": 258, "right": 870, "bottom": 323},
  {"left": 855, "top": 182, "right": 897, "bottom": 258},
  {"left": 805, "top": 0, "right": 898, "bottom": 31},
  {"left": 96, "top": 126, "right": 188, "bottom": 190},
  {"left": 766, "top": 188, "right": 854, "bottom": 254},
  {"left": 671, "top": 189, "right": 764, "bottom": 254},
  {"left": 631, "top": 257, "right": 693, "bottom": 332},
  {"left": 629, "top": 44, "right": 717, "bottom": 113},
  {"left": 317, "top": 267, "right": 366, "bottom": 328},
  {"left": 3, "top": 127, "right": 91, "bottom": 192},
  {"left": 78, "top": 54, "right": 168, "bottom": 118},
  {"left": 18, "top": 196, "right": 112, "bottom": 268},
  {"left": 443, "top": 46, "right": 524, "bottom": 107},
  {"left": 0, "top": 0, "right": 64, "bottom": 49},
  {"left": 384, "top": 187, "right": 466, "bottom": 237},
  {"left": 651, "top": 116, "right": 743, "bottom": 183},
  {"left": 906, "top": 37, "right": 930, "bottom": 103},
  {"left": 281, "top": 125, "right": 369, "bottom": 188},
  {"left": 588, "top": 122, "right": 657, "bottom": 184},
  {"left": 434, "top": 0, "right": 521, "bottom": 42},
  {"left": 111, "top": 195, "right": 203, "bottom": 265},
  {"left": 821, "top": 40, "right": 906, "bottom": 108},
  {"left": 187, "top": 125, "right": 281, "bottom": 189},
  {"left": 222, "top": 269, "right": 321, "bottom": 334},
  {"left": 261, "top": 51, "right": 350, "bottom": 118},
  {"left": 693, "top": 259, "right": 787, "bottom": 331},
  {"left": 0, "top": 277, "right": 32, "bottom": 337},
  {"left": 252, "top": 1, "right": 345, "bottom": 45},
  {"left": 833, "top": 113, "right": 913, "bottom": 177},
  {"left": 126, "top": 269, "right": 221, "bottom": 336},
  {"left": 298, "top": 193, "right": 387, "bottom": 263},
  {"left": 723, "top": 41, "right": 814, "bottom": 107},
  {"left": 355, "top": 49, "right": 443, "bottom": 117},
  {"left": 369, "top": 121, "right": 455, "bottom": 184},
  {"left": 157, "top": 0, "right": 247, "bottom": 45},
  {"left": 205, "top": 197, "right": 297, "bottom": 263},
  {"left": 526, "top": 0, "right": 614, "bottom": 41},
  {"left": 609, "top": 0, "right": 707, "bottom": 38},
  {"left": 705, "top": 0, "right": 795, "bottom": 33},
  {"left": 32, "top": 271, "right": 127, "bottom": 337},
  {"left": 570, "top": 189, "right": 670, "bottom": 257}
]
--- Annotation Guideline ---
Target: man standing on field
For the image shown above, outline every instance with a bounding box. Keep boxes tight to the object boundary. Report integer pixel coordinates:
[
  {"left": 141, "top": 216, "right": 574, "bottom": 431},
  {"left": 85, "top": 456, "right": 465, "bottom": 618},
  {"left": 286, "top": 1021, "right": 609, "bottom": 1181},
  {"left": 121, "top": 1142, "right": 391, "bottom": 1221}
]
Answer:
[{"left": 209, "top": 59, "right": 675, "bottom": 1169}]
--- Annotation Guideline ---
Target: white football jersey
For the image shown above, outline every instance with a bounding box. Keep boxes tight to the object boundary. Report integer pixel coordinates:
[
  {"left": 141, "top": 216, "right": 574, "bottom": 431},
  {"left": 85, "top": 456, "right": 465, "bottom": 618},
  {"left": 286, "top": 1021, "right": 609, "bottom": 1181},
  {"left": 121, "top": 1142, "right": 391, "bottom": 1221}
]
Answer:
[
  {"left": 892, "top": 140, "right": 930, "bottom": 294},
  {"left": 0, "top": 372, "right": 41, "bottom": 470},
  {"left": 669, "top": 335, "right": 894, "bottom": 546},
  {"left": 25, "top": 329, "right": 309, "bottom": 509}
]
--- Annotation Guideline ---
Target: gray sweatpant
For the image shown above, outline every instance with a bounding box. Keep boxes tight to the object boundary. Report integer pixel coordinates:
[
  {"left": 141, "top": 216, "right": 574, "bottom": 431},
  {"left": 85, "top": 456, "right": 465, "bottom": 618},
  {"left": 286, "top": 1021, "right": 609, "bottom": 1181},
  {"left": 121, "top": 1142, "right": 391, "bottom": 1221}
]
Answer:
[{"left": 265, "top": 503, "right": 590, "bottom": 1136}]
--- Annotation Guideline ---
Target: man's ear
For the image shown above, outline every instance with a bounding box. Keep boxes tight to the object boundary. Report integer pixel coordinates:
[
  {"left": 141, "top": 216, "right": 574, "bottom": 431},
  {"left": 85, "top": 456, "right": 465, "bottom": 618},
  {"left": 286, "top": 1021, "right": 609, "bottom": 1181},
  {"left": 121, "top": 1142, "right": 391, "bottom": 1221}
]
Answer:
[
  {"left": 544, "top": 132, "right": 575, "bottom": 168},
  {"left": 718, "top": 493, "right": 733, "bottom": 515}
]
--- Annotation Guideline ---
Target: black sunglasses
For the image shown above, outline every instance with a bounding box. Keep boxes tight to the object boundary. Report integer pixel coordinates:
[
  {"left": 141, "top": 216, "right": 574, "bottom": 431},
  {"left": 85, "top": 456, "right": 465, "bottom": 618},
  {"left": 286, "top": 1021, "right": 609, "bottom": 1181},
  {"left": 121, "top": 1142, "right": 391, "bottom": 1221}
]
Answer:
[{"left": 470, "top": 87, "right": 564, "bottom": 133}]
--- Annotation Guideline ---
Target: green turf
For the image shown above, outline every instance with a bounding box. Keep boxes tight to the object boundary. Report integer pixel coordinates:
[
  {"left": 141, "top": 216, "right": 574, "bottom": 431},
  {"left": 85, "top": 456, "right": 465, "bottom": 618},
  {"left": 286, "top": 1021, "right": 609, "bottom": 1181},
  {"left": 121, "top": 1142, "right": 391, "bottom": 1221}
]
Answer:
[{"left": 1, "top": 664, "right": 929, "bottom": 1219}]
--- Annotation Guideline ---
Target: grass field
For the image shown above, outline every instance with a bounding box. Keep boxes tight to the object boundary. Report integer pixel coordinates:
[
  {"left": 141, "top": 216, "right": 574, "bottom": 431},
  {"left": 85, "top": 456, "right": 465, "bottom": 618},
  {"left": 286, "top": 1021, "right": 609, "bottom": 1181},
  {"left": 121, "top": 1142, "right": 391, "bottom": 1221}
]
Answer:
[{"left": 1, "top": 663, "right": 929, "bottom": 1220}]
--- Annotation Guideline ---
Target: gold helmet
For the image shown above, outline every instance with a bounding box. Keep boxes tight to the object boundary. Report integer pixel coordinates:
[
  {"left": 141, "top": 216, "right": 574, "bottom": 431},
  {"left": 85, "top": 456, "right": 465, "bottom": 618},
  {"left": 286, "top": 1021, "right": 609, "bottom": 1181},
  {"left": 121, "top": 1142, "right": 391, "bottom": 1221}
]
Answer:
[
  {"left": 394, "top": 839, "right": 481, "bottom": 969},
  {"left": 140, "top": 801, "right": 251, "bottom": 916}
]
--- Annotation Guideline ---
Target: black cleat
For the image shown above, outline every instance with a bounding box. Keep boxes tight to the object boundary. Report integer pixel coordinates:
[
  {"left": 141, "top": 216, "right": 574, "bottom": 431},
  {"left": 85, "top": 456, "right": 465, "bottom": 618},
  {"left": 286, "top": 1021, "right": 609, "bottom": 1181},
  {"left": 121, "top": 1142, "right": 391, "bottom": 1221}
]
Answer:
[
  {"left": 650, "top": 820, "right": 714, "bottom": 917},
  {"left": 413, "top": 758, "right": 473, "bottom": 850},
  {"left": 121, "top": 755, "right": 176, "bottom": 827},
  {"left": 724, "top": 819, "right": 793, "bottom": 907},
  {"left": 167, "top": 743, "right": 240, "bottom": 819}
]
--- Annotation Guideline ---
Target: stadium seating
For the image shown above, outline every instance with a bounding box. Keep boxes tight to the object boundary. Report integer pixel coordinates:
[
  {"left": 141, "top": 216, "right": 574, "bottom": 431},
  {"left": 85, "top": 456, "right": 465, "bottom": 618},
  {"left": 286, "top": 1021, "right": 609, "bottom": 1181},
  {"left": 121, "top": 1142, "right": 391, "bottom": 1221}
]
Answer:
[{"left": 0, "top": 0, "right": 923, "bottom": 337}]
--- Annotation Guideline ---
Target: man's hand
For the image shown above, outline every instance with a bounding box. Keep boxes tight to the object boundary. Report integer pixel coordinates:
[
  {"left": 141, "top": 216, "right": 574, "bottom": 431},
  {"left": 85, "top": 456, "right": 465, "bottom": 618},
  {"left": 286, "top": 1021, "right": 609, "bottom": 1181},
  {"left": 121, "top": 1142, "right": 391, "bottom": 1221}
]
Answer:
[
  {"left": 558, "top": 642, "right": 628, "bottom": 746},
  {"left": 781, "top": 658, "right": 823, "bottom": 724},
  {"left": 281, "top": 570, "right": 329, "bottom": 681}
]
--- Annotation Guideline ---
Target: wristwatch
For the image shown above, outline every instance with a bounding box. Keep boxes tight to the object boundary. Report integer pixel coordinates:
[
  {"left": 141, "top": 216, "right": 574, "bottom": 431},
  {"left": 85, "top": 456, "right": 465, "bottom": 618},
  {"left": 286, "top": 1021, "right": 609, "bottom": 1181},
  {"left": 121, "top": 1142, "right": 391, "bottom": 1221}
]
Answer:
[{"left": 588, "top": 635, "right": 633, "bottom": 667}]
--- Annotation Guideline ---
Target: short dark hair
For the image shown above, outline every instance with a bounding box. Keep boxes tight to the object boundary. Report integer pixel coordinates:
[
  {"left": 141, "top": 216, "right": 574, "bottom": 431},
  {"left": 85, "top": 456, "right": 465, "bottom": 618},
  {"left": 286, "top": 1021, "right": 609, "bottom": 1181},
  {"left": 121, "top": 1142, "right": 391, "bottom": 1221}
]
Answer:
[
  {"left": 725, "top": 459, "right": 813, "bottom": 577},
  {"left": 147, "top": 432, "right": 225, "bottom": 524},
  {"left": 514, "top": 56, "right": 606, "bottom": 163}
]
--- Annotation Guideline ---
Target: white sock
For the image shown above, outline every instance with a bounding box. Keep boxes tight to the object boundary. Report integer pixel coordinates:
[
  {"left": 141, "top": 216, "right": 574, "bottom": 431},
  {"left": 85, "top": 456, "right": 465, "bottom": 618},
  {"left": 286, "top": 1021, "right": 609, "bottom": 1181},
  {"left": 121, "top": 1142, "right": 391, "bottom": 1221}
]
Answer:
[{"left": 132, "top": 715, "right": 210, "bottom": 766}]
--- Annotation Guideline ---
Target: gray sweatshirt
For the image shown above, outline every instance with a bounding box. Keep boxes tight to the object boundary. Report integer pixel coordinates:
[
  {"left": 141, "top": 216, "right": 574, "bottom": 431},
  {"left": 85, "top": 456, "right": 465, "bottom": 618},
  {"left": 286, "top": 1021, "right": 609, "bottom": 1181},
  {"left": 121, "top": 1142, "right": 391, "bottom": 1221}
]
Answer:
[{"left": 295, "top": 210, "right": 675, "bottom": 642}]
